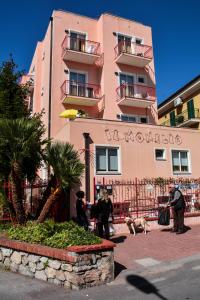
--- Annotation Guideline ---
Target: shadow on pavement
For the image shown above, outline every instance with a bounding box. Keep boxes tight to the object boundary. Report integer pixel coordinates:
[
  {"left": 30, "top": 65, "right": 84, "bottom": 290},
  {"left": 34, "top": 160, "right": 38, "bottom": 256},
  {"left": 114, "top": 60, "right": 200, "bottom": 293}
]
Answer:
[
  {"left": 126, "top": 274, "right": 168, "bottom": 300},
  {"left": 110, "top": 235, "right": 127, "bottom": 243},
  {"left": 114, "top": 261, "right": 127, "bottom": 278},
  {"left": 160, "top": 225, "right": 191, "bottom": 233}
]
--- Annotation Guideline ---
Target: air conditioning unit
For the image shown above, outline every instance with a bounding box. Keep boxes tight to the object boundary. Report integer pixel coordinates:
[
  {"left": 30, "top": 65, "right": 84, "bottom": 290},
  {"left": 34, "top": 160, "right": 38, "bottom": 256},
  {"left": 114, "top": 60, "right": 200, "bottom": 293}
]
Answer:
[{"left": 174, "top": 97, "right": 183, "bottom": 107}]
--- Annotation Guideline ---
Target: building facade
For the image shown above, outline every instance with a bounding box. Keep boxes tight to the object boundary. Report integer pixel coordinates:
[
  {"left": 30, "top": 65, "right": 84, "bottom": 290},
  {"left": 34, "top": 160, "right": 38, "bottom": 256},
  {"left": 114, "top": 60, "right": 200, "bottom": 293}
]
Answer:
[
  {"left": 158, "top": 75, "right": 200, "bottom": 129},
  {"left": 22, "top": 10, "right": 200, "bottom": 208}
]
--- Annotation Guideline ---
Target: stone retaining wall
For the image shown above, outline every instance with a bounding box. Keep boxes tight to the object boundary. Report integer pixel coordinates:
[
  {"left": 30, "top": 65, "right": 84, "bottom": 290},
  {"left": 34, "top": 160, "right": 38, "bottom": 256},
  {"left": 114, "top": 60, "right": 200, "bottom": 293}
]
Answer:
[{"left": 0, "top": 238, "right": 115, "bottom": 290}]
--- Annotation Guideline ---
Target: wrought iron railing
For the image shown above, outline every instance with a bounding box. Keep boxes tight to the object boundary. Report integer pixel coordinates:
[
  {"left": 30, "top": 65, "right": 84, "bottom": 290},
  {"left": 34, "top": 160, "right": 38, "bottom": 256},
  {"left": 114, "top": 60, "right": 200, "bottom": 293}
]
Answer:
[
  {"left": 60, "top": 80, "right": 101, "bottom": 100},
  {"left": 61, "top": 35, "right": 101, "bottom": 57},
  {"left": 114, "top": 40, "right": 153, "bottom": 60},
  {"left": 116, "top": 83, "right": 156, "bottom": 103}
]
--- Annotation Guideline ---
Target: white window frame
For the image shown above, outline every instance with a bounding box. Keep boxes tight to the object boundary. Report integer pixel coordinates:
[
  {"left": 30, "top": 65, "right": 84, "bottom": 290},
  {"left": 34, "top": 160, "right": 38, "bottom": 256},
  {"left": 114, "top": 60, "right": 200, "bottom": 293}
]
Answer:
[
  {"left": 95, "top": 145, "right": 121, "bottom": 175},
  {"left": 171, "top": 149, "right": 191, "bottom": 175},
  {"left": 155, "top": 148, "right": 166, "bottom": 161}
]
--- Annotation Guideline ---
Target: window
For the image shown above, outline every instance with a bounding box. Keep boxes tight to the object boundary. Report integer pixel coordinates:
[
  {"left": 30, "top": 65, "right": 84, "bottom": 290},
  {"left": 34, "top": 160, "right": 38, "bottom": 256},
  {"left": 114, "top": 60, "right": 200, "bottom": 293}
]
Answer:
[
  {"left": 137, "top": 76, "right": 145, "bottom": 84},
  {"left": 172, "top": 150, "right": 190, "bottom": 173},
  {"left": 96, "top": 146, "right": 120, "bottom": 174},
  {"left": 155, "top": 149, "right": 166, "bottom": 161},
  {"left": 121, "top": 114, "right": 137, "bottom": 123},
  {"left": 135, "top": 37, "right": 143, "bottom": 45},
  {"left": 139, "top": 117, "right": 148, "bottom": 124}
]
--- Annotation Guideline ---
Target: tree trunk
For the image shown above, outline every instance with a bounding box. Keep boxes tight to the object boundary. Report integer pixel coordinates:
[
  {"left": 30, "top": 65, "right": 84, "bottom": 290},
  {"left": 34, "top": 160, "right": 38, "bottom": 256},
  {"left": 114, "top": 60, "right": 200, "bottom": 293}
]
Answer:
[
  {"left": 10, "top": 162, "right": 26, "bottom": 225},
  {"left": 65, "top": 189, "right": 71, "bottom": 221},
  {"left": 37, "top": 186, "right": 62, "bottom": 223},
  {"left": 35, "top": 175, "right": 57, "bottom": 218}
]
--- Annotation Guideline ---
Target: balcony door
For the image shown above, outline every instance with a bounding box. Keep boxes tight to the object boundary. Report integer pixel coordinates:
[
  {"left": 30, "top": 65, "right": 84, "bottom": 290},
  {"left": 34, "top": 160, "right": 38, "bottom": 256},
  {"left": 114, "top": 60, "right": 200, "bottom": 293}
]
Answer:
[
  {"left": 70, "top": 72, "right": 86, "bottom": 97},
  {"left": 120, "top": 73, "right": 134, "bottom": 98},
  {"left": 118, "top": 34, "right": 132, "bottom": 54},
  {"left": 70, "top": 32, "right": 86, "bottom": 52}
]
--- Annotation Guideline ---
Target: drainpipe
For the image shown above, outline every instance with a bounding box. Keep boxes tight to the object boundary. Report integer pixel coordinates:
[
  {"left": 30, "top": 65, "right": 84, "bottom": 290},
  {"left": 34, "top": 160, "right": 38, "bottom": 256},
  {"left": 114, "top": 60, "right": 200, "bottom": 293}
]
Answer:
[
  {"left": 83, "top": 133, "right": 90, "bottom": 202},
  {"left": 47, "top": 16, "right": 53, "bottom": 178}
]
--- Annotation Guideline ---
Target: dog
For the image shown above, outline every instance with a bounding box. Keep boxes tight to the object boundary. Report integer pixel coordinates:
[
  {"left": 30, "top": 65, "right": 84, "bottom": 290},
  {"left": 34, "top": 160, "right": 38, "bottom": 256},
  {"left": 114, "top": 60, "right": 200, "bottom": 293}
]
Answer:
[{"left": 125, "top": 216, "right": 150, "bottom": 236}]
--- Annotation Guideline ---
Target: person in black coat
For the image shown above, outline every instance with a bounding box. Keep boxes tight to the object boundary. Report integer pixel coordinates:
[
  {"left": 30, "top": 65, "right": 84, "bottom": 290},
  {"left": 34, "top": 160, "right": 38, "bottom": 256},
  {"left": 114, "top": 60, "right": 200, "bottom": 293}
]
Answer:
[
  {"left": 96, "top": 189, "right": 113, "bottom": 240},
  {"left": 168, "top": 184, "right": 186, "bottom": 234},
  {"left": 76, "top": 191, "right": 88, "bottom": 230}
]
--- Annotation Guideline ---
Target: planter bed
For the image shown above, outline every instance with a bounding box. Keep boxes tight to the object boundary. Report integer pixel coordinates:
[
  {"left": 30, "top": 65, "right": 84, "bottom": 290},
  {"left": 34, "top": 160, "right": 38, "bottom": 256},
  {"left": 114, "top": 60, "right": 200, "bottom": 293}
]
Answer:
[{"left": 0, "top": 237, "right": 115, "bottom": 289}]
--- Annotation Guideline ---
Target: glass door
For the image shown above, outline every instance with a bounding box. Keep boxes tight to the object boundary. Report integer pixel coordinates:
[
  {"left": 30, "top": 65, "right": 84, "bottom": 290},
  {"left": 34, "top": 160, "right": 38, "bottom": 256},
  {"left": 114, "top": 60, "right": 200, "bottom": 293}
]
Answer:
[
  {"left": 118, "top": 35, "right": 132, "bottom": 54},
  {"left": 70, "top": 32, "right": 86, "bottom": 52},
  {"left": 69, "top": 72, "right": 86, "bottom": 97},
  {"left": 120, "top": 74, "right": 134, "bottom": 98}
]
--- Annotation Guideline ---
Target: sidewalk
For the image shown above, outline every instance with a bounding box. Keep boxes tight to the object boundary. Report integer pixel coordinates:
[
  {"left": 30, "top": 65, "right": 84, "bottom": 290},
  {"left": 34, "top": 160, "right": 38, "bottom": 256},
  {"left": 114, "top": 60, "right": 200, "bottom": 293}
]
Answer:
[{"left": 112, "top": 223, "right": 200, "bottom": 272}]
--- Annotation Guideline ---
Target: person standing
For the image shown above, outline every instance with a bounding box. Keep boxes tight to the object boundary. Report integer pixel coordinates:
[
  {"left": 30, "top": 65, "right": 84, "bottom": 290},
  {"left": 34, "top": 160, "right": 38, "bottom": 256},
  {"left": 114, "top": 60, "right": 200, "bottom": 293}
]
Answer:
[
  {"left": 168, "top": 184, "right": 186, "bottom": 234},
  {"left": 76, "top": 191, "right": 88, "bottom": 230},
  {"left": 96, "top": 189, "right": 113, "bottom": 240}
]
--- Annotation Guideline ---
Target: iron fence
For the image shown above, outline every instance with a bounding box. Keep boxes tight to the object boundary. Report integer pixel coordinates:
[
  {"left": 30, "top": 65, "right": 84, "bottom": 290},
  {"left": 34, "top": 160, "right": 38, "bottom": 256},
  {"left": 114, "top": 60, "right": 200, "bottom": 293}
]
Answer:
[{"left": 94, "top": 177, "right": 200, "bottom": 222}]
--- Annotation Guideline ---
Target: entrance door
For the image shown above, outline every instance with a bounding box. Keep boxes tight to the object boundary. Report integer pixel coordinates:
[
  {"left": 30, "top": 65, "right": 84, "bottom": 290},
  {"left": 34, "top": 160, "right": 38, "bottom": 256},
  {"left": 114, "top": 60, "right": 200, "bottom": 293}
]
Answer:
[
  {"left": 120, "top": 73, "right": 134, "bottom": 98},
  {"left": 70, "top": 72, "right": 86, "bottom": 97},
  {"left": 187, "top": 99, "right": 195, "bottom": 119}
]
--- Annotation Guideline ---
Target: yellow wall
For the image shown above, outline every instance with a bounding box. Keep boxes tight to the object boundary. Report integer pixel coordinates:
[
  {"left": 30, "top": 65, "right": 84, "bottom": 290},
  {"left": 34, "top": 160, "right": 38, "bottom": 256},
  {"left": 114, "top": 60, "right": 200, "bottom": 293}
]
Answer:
[{"left": 158, "top": 90, "right": 200, "bottom": 129}]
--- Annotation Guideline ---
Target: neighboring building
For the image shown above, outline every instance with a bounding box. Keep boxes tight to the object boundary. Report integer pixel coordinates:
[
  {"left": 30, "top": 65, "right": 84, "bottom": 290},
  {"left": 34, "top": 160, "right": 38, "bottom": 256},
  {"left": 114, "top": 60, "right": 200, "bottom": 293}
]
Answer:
[
  {"left": 158, "top": 75, "right": 200, "bottom": 128},
  {"left": 22, "top": 10, "right": 200, "bottom": 208}
]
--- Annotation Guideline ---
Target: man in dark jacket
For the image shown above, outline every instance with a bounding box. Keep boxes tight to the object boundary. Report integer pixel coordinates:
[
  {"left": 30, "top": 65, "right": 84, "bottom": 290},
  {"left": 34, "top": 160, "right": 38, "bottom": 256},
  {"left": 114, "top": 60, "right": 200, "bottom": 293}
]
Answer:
[{"left": 168, "top": 184, "right": 186, "bottom": 234}]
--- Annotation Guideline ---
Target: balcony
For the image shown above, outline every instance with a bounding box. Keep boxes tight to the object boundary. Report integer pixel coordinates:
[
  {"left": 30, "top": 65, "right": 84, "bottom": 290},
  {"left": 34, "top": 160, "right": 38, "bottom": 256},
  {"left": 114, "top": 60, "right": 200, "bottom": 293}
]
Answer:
[
  {"left": 60, "top": 80, "right": 101, "bottom": 106},
  {"left": 161, "top": 109, "right": 200, "bottom": 127},
  {"left": 116, "top": 83, "right": 156, "bottom": 108},
  {"left": 61, "top": 35, "right": 101, "bottom": 65},
  {"left": 114, "top": 41, "right": 153, "bottom": 67}
]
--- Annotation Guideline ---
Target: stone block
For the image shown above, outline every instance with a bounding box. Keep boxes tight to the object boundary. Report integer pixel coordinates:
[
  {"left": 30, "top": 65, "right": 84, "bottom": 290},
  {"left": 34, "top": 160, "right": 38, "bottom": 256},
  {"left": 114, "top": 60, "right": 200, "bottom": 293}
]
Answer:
[
  {"left": 40, "top": 257, "right": 48, "bottom": 264},
  {"left": 18, "top": 265, "right": 33, "bottom": 278},
  {"left": 0, "top": 251, "right": 3, "bottom": 261},
  {"left": 29, "top": 262, "right": 36, "bottom": 273},
  {"left": 22, "top": 256, "right": 29, "bottom": 266},
  {"left": 54, "top": 278, "right": 62, "bottom": 286},
  {"left": 36, "top": 262, "right": 44, "bottom": 271},
  {"left": 10, "top": 262, "right": 19, "bottom": 273},
  {"left": 1, "top": 248, "right": 13, "bottom": 257},
  {"left": 35, "top": 270, "right": 47, "bottom": 281},
  {"left": 10, "top": 252, "right": 22, "bottom": 265},
  {"left": 45, "top": 267, "right": 56, "bottom": 279},
  {"left": 48, "top": 259, "right": 61, "bottom": 270},
  {"left": 28, "top": 254, "right": 40, "bottom": 263},
  {"left": 55, "top": 270, "right": 65, "bottom": 281},
  {"left": 61, "top": 263, "right": 73, "bottom": 272},
  {"left": 4, "top": 258, "right": 11, "bottom": 268}
]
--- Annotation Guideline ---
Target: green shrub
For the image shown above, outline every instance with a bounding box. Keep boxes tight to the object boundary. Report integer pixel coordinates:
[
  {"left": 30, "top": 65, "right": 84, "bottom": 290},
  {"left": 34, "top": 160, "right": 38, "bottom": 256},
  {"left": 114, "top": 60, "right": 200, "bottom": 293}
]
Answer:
[{"left": 7, "top": 220, "right": 101, "bottom": 248}]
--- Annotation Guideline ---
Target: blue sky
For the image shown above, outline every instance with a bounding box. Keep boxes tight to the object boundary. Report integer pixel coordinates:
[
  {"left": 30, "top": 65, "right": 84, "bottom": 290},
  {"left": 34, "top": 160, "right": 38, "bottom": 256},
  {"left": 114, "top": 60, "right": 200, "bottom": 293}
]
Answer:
[{"left": 1, "top": 0, "right": 200, "bottom": 103}]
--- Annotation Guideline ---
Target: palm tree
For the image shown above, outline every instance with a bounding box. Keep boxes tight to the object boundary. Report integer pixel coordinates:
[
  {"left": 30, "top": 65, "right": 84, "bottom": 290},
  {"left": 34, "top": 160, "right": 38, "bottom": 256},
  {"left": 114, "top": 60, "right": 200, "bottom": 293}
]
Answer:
[
  {"left": 37, "top": 142, "right": 84, "bottom": 223},
  {"left": 0, "top": 115, "right": 48, "bottom": 224}
]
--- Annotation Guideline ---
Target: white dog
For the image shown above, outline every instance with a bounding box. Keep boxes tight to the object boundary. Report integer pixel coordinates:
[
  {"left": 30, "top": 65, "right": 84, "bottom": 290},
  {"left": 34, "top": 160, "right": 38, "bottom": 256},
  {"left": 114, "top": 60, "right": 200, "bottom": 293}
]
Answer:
[{"left": 125, "top": 216, "right": 150, "bottom": 236}]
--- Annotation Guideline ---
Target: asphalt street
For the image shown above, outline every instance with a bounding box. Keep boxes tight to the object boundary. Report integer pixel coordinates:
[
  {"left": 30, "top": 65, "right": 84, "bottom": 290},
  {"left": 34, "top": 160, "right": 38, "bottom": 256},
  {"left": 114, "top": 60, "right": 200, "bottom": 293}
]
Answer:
[{"left": 0, "top": 254, "right": 200, "bottom": 300}]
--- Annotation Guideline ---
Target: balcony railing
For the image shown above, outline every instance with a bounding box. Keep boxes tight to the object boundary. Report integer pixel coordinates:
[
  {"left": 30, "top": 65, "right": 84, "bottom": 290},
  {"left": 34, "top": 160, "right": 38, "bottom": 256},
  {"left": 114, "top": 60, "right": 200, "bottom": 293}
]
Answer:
[
  {"left": 60, "top": 80, "right": 101, "bottom": 106},
  {"left": 114, "top": 41, "right": 153, "bottom": 67},
  {"left": 161, "top": 108, "right": 200, "bottom": 127},
  {"left": 116, "top": 83, "right": 156, "bottom": 107},
  {"left": 61, "top": 35, "right": 101, "bottom": 61}
]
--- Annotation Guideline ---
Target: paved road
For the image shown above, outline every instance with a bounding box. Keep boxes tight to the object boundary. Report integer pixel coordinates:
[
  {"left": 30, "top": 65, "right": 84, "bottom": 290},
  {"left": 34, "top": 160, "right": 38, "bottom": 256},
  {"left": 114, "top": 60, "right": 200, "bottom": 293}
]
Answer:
[{"left": 1, "top": 253, "right": 200, "bottom": 300}]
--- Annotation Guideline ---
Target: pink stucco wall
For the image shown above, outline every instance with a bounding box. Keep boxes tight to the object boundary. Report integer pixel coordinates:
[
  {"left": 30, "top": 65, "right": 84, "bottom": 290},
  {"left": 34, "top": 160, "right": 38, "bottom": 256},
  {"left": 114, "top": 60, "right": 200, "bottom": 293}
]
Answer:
[
  {"left": 26, "top": 10, "right": 156, "bottom": 138},
  {"left": 55, "top": 117, "right": 200, "bottom": 203}
]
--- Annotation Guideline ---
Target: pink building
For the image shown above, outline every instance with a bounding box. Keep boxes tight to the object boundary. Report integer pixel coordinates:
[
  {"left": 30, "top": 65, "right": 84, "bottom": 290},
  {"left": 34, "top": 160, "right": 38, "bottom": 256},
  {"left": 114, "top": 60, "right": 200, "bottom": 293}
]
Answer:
[{"left": 23, "top": 10, "right": 200, "bottom": 208}]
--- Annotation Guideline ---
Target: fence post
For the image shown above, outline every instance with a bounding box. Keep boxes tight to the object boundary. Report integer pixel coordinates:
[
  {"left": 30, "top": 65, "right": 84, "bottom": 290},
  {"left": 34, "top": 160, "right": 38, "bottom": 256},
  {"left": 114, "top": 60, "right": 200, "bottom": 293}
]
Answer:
[{"left": 135, "top": 177, "right": 139, "bottom": 218}]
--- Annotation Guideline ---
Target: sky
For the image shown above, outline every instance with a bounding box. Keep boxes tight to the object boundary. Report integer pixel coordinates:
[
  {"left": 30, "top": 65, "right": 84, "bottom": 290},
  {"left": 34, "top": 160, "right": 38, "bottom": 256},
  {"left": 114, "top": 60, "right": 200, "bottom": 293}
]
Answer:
[{"left": 1, "top": 0, "right": 200, "bottom": 104}]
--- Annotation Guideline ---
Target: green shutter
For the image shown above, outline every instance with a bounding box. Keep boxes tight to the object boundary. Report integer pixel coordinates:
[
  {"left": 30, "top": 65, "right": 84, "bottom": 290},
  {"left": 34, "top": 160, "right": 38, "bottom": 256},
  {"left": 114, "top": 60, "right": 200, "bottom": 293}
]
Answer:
[
  {"left": 187, "top": 99, "right": 195, "bottom": 119},
  {"left": 170, "top": 111, "right": 176, "bottom": 126}
]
